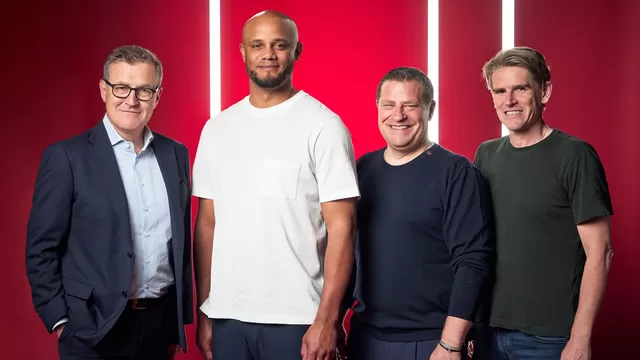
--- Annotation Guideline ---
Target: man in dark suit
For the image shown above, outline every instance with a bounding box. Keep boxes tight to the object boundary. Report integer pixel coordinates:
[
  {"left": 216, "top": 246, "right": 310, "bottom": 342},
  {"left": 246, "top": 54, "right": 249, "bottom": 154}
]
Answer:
[{"left": 25, "top": 45, "right": 193, "bottom": 359}]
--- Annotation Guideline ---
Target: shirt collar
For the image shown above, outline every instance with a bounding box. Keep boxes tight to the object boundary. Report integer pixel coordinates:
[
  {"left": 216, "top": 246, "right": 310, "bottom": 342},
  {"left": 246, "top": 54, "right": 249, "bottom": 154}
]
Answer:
[{"left": 102, "top": 114, "right": 154, "bottom": 150}]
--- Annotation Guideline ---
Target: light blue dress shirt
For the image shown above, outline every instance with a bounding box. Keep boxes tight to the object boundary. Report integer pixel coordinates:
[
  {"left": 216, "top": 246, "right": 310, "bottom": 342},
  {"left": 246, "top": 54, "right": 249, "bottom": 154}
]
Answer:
[
  {"left": 102, "top": 115, "right": 174, "bottom": 299},
  {"left": 52, "top": 117, "right": 175, "bottom": 331}
]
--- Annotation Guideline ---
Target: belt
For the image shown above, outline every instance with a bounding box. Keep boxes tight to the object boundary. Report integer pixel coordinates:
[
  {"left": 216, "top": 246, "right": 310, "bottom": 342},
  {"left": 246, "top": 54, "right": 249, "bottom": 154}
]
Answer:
[
  {"left": 127, "top": 297, "right": 161, "bottom": 310},
  {"left": 127, "top": 286, "right": 175, "bottom": 310}
]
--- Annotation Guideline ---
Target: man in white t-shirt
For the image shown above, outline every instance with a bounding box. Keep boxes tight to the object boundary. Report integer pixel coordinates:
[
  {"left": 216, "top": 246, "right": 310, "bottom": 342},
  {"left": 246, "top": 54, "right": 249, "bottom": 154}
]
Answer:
[{"left": 193, "top": 10, "right": 360, "bottom": 360}]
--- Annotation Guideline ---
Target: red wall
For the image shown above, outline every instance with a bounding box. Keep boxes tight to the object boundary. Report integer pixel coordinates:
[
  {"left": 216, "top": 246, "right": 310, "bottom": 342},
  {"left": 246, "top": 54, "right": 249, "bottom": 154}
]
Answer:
[
  {"left": 0, "top": 1, "right": 209, "bottom": 358},
  {"left": 515, "top": 1, "right": 640, "bottom": 358},
  {"left": 1, "top": 1, "right": 637, "bottom": 359}
]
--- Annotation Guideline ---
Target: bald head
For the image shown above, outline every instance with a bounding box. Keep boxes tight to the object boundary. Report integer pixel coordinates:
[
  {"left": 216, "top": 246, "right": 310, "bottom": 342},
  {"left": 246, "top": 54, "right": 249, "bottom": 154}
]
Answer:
[{"left": 242, "top": 10, "right": 299, "bottom": 45}]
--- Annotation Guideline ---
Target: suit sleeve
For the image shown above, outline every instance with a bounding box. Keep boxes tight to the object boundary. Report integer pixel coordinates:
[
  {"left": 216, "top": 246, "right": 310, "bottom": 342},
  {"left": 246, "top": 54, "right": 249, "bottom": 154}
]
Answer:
[
  {"left": 181, "top": 144, "right": 194, "bottom": 325},
  {"left": 25, "top": 143, "right": 73, "bottom": 333},
  {"left": 442, "top": 165, "right": 495, "bottom": 321}
]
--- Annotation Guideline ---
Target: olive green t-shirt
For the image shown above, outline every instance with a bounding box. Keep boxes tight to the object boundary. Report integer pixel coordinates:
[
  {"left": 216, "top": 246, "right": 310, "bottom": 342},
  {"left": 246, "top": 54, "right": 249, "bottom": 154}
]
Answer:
[{"left": 474, "top": 129, "right": 613, "bottom": 337}]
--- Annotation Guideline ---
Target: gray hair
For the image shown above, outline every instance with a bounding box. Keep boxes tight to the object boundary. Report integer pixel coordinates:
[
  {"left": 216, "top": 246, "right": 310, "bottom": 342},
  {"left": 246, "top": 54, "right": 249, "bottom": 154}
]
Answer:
[{"left": 103, "top": 45, "right": 163, "bottom": 84}]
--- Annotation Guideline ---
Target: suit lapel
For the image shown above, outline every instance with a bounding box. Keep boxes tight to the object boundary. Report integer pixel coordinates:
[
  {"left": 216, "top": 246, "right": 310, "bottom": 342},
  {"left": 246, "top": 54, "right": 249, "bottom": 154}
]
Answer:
[
  {"left": 88, "top": 123, "right": 132, "bottom": 246},
  {"left": 152, "top": 136, "right": 184, "bottom": 271}
]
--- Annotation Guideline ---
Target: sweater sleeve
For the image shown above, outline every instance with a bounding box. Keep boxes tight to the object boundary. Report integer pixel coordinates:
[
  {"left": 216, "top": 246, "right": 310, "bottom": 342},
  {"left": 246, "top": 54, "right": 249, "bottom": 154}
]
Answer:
[{"left": 442, "top": 165, "right": 495, "bottom": 321}]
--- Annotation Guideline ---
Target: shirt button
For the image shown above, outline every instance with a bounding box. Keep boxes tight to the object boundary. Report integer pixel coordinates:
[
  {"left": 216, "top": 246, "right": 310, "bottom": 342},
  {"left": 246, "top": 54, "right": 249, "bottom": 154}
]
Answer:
[
  {"left": 121, "top": 291, "right": 128, "bottom": 298},
  {"left": 141, "top": 183, "right": 145, "bottom": 187},
  {"left": 127, "top": 252, "right": 132, "bottom": 259},
  {"left": 143, "top": 208, "right": 149, "bottom": 212},
  {"left": 146, "top": 260, "right": 151, "bottom": 264},
  {"left": 144, "top": 233, "right": 150, "bottom": 238}
]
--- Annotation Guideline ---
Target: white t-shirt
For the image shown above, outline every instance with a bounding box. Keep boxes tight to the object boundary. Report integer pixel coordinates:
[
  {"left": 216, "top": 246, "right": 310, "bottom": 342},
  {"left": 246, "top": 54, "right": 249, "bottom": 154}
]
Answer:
[{"left": 192, "top": 90, "right": 360, "bottom": 325}]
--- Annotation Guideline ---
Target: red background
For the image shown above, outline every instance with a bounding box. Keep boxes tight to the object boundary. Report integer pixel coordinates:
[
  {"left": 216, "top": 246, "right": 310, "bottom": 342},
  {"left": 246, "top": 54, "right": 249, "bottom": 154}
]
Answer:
[{"left": 1, "top": 0, "right": 637, "bottom": 359}]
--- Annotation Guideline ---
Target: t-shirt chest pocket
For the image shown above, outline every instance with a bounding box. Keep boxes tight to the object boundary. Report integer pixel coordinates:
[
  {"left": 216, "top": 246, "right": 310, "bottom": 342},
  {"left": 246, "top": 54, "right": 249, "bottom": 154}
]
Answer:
[{"left": 261, "top": 160, "right": 301, "bottom": 200}]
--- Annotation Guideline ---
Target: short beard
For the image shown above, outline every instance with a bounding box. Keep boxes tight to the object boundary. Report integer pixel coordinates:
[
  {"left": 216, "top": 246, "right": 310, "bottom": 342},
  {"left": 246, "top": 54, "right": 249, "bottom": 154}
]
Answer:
[{"left": 246, "top": 61, "right": 294, "bottom": 89}]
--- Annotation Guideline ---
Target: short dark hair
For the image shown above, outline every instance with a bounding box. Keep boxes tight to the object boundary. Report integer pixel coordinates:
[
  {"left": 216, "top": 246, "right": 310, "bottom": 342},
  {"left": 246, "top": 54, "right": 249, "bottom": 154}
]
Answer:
[
  {"left": 376, "top": 67, "right": 434, "bottom": 106},
  {"left": 482, "top": 46, "right": 551, "bottom": 90},
  {"left": 103, "top": 45, "right": 163, "bottom": 84}
]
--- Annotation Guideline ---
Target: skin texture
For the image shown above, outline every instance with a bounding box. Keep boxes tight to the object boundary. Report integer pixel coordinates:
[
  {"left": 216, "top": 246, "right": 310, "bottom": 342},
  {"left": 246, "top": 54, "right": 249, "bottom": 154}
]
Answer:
[
  {"left": 489, "top": 66, "right": 552, "bottom": 147},
  {"left": 99, "top": 61, "right": 162, "bottom": 153}
]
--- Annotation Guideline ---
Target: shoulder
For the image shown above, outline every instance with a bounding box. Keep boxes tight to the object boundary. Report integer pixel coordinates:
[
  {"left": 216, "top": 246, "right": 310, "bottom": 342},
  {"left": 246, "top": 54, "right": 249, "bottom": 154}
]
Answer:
[
  {"left": 295, "top": 92, "right": 348, "bottom": 130},
  {"left": 48, "top": 127, "right": 94, "bottom": 157},
  {"left": 295, "top": 91, "right": 340, "bottom": 119},
  {"left": 433, "top": 145, "right": 484, "bottom": 181},
  {"left": 551, "top": 131, "right": 604, "bottom": 173},
  {"left": 434, "top": 145, "right": 474, "bottom": 168},
  {"left": 200, "top": 97, "right": 249, "bottom": 134},
  {"left": 152, "top": 132, "right": 189, "bottom": 156},
  {"left": 476, "top": 136, "right": 508, "bottom": 156},
  {"left": 552, "top": 130, "right": 598, "bottom": 155},
  {"left": 356, "top": 148, "right": 385, "bottom": 174}
]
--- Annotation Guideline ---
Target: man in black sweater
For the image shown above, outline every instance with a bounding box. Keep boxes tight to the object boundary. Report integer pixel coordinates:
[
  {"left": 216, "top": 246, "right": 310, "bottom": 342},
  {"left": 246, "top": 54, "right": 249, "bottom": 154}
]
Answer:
[{"left": 343, "top": 67, "right": 494, "bottom": 360}]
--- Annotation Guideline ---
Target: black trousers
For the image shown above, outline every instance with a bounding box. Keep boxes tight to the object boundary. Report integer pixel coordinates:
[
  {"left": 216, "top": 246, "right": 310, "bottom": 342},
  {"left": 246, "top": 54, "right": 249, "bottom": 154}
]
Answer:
[
  {"left": 211, "top": 319, "right": 310, "bottom": 360},
  {"left": 58, "top": 289, "right": 178, "bottom": 360}
]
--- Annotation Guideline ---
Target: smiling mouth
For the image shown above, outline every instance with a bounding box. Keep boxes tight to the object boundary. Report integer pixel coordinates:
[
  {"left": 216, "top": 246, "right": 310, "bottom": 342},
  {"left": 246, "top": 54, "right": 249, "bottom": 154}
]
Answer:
[
  {"left": 390, "top": 125, "right": 410, "bottom": 130},
  {"left": 505, "top": 110, "right": 523, "bottom": 115}
]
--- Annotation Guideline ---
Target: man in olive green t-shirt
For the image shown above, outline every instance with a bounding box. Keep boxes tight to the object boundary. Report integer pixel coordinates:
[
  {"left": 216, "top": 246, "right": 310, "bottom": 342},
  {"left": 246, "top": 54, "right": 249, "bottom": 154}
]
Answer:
[{"left": 473, "top": 47, "right": 613, "bottom": 360}]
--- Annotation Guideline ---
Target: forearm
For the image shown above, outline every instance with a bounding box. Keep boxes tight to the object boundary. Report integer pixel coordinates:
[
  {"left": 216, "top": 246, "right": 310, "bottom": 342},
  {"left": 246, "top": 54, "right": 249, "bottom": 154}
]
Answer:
[
  {"left": 193, "top": 222, "right": 214, "bottom": 313},
  {"left": 316, "top": 225, "right": 355, "bottom": 323},
  {"left": 570, "top": 250, "right": 612, "bottom": 340},
  {"left": 441, "top": 316, "right": 473, "bottom": 348}
]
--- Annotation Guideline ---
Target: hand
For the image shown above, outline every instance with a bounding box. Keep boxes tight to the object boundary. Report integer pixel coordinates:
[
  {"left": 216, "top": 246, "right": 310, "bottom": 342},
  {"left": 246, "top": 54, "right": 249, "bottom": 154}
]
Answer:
[
  {"left": 301, "top": 318, "right": 337, "bottom": 360},
  {"left": 196, "top": 315, "right": 213, "bottom": 360},
  {"left": 54, "top": 324, "right": 66, "bottom": 339},
  {"left": 429, "top": 343, "right": 463, "bottom": 360},
  {"left": 561, "top": 337, "right": 591, "bottom": 360},
  {"left": 168, "top": 344, "right": 182, "bottom": 359}
]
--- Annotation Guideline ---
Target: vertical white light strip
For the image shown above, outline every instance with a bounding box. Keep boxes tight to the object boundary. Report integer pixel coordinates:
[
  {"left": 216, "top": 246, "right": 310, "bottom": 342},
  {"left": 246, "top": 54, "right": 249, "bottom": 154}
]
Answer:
[
  {"left": 501, "top": 0, "right": 515, "bottom": 136},
  {"left": 210, "top": 0, "right": 222, "bottom": 118},
  {"left": 427, "top": 0, "right": 439, "bottom": 144}
]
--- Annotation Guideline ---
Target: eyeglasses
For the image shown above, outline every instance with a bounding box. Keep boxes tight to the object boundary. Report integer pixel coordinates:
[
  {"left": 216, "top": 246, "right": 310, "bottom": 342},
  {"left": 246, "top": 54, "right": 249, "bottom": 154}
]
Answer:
[{"left": 103, "top": 78, "right": 160, "bottom": 101}]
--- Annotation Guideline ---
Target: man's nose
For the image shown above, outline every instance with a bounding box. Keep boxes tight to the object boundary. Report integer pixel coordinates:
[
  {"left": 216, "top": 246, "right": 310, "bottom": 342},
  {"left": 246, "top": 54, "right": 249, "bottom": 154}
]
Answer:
[{"left": 124, "top": 90, "right": 140, "bottom": 106}]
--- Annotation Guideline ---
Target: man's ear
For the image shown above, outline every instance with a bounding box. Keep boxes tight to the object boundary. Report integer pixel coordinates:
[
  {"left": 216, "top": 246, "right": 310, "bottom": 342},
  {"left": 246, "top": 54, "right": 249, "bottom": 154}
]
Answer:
[
  {"left": 427, "top": 100, "right": 436, "bottom": 121},
  {"left": 541, "top": 81, "right": 552, "bottom": 105},
  {"left": 99, "top": 79, "right": 107, "bottom": 102},
  {"left": 153, "top": 87, "right": 163, "bottom": 109},
  {"left": 239, "top": 43, "right": 246, "bottom": 63},
  {"left": 293, "top": 42, "right": 303, "bottom": 61}
]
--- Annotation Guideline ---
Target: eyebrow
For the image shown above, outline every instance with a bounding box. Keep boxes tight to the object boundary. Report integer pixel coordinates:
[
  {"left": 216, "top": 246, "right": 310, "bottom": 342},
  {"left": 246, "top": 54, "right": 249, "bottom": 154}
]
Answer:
[
  {"left": 113, "top": 82, "right": 156, "bottom": 89},
  {"left": 379, "top": 99, "right": 421, "bottom": 105},
  {"left": 491, "top": 83, "right": 530, "bottom": 93},
  {"left": 250, "top": 38, "right": 291, "bottom": 44}
]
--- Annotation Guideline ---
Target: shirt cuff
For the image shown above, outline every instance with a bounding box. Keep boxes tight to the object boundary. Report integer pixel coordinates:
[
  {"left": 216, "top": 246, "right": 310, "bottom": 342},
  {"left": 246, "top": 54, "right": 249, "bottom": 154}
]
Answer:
[{"left": 52, "top": 317, "right": 68, "bottom": 332}]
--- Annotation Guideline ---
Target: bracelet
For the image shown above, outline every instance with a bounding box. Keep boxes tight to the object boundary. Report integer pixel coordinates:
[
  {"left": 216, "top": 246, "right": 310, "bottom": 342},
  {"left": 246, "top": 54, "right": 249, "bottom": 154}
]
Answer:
[{"left": 438, "top": 340, "right": 463, "bottom": 353}]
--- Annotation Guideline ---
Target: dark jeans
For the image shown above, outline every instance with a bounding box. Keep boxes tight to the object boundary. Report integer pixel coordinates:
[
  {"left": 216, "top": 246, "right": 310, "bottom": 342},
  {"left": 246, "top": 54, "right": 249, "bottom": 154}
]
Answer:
[
  {"left": 58, "top": 290, "right": 178, "bottom": 360},
  {"left": 211, "top": 319, "right": 309, "bottom": 360},
  {"left": 474, "top": 327, "right": 568, "bottom": 360}
]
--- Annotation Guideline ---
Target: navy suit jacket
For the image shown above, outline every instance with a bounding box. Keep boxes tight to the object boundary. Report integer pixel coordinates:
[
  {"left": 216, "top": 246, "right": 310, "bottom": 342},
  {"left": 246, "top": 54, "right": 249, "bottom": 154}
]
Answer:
[{"left": 25, "top": 121, "right": 194, "bottom": 350}]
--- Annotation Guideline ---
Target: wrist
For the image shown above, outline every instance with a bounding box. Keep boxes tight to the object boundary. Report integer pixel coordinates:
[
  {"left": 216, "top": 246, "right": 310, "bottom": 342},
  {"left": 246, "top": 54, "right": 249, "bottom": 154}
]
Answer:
[
  {"left": 438, "top": 340, "right": 464, "bottom": 353},
  {"left": 315, "top": 299, "right": 341, "bottom": 323},
  {"left": 570, "top": 331, "right": 592, "bottom": 343}
]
